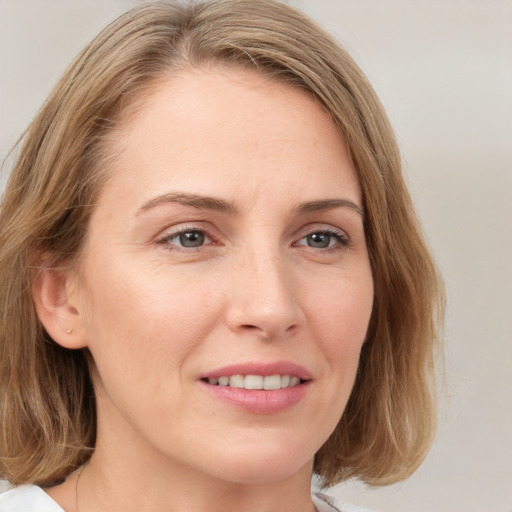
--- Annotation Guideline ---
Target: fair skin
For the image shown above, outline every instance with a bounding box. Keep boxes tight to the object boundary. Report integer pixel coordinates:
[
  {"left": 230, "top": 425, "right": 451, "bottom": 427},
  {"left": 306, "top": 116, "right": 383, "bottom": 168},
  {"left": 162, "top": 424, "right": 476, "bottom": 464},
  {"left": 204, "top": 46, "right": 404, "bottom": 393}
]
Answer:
[{"left": 36, "top": 67, "right": 374, "bottom": 512}]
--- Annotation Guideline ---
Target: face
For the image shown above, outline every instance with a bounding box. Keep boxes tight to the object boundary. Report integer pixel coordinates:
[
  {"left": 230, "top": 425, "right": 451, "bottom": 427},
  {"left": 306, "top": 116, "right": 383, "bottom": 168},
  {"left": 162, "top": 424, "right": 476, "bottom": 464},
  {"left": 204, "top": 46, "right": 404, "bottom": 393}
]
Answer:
[{"left": 70, "top": 68, "right": 374, "bottom": 485}]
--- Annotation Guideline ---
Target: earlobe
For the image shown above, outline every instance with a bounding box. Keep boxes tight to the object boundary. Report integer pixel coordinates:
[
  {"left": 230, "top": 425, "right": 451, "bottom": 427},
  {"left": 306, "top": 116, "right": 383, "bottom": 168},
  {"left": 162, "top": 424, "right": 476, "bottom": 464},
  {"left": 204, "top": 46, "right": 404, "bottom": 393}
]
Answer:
[{"left": 32, "top": 266, "right": 87, "bottom": 350}]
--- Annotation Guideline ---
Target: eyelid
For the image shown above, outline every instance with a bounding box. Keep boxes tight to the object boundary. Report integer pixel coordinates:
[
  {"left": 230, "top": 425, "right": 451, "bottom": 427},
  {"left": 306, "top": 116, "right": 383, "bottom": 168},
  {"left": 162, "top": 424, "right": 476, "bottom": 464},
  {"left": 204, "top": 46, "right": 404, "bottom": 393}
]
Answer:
[
  {"left": 154, "top": 221, "right": 351, "bottom": 252},
  {"left": 155, "top": 222, "right": 218, "bottom": 250},
  {"left": 292, "top": 224, "right": 352, "bottom": 250},
  {"left": 293, "top": 223, "right": 349, "bottom": 240}
]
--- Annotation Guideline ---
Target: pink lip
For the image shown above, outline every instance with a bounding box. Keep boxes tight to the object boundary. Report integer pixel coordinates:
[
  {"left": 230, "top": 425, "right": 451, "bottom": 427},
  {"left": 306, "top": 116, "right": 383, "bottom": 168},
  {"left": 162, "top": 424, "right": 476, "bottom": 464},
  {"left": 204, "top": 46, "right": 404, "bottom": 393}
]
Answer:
[
  {"left": 199, "top": 361, "right": 312, "bottom": 415},
  {"left": 201, "top": 361, "right": 312, "bottom": 380}
]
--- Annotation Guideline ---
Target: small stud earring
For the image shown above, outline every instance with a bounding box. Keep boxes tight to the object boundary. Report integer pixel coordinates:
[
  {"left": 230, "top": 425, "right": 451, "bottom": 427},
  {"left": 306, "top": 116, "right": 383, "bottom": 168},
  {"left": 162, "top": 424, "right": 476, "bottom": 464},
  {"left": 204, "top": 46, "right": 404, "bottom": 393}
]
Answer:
[{"left": 66, "top": 328, "right": 73, "bottom": 334}]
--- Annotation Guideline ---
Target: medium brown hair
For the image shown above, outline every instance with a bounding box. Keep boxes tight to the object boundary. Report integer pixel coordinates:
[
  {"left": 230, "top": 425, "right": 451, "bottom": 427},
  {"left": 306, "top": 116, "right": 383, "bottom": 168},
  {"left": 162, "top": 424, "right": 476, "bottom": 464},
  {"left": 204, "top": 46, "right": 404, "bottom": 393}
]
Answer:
[{"left": 0, "top": 0, "right": 443, "bottom": 487}]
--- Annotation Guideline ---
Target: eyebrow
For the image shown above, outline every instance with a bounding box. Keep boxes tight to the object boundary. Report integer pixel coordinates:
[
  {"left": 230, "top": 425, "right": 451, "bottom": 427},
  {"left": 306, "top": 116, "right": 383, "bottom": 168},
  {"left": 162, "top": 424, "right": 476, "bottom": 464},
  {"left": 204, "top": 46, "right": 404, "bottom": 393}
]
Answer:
[
  {"left": 137, "top": 192, "right": 364, "bottom": 217},
  {"left": 295, "top": 198, "right": 364, "bottom": 217},
  {"left": 138, "top": 192, "right": 239, "bottom": 215}
]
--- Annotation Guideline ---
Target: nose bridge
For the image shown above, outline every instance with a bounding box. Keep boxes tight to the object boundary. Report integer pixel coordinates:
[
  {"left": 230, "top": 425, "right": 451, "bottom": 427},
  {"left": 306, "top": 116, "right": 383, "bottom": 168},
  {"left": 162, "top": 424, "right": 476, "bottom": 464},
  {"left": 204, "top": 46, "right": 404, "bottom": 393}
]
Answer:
[
  {"left": 251, "top": 246, "right": 287, "bottom": 301},
  {"left": 226, "top": 235, "right": 303, "bottom": 338}
]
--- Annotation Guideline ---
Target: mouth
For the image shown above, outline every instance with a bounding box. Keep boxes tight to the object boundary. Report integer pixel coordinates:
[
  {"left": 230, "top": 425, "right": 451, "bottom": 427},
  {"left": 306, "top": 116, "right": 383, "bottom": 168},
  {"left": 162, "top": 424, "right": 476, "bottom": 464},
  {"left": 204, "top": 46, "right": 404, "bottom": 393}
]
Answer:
[
  {"left": 199, "top": 362, "right": 312, "bottom": 414},
  {"left": 201, "top": 374, "right": 307, "bottom": 390}
]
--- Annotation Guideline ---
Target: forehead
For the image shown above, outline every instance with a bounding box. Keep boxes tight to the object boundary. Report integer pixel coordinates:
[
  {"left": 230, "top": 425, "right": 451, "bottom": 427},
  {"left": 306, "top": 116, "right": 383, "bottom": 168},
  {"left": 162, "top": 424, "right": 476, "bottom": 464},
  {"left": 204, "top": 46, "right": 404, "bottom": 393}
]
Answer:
[
  {"left": 94, "top": 66, "right": 361, "bottom": 213},
  {"left": 120, "top": 66, "right": 343, "bottom": 148}
]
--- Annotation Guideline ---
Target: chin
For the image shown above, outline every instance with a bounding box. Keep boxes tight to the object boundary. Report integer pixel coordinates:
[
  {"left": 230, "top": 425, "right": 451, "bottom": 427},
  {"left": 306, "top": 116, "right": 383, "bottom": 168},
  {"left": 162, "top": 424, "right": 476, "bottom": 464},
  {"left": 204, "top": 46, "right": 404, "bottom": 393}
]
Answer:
[
  {"left": 212, "top": 460, "right": 312, "bottom": 486},
  {"left": 194, "top": 438, "right": 316, "bottom": 485}
]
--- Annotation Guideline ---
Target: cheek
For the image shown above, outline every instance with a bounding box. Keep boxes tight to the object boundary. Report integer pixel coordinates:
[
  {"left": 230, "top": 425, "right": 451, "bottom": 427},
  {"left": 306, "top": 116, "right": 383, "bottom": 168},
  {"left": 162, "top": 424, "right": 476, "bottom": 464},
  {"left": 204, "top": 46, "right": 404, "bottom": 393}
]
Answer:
[
  {"left": 314, "top": 273, "right": 373, "bottom": 339},
  {"left": 77, "top": 258, "right": 224, "bottom": 382},
  {"left": 77, "top": 262, "right": 228, "bottom": 435},
  {"left": 295, "top": 272, "right": 373, "bottom": 449},
  {"left": 309, "top": 270, "right": 374, "bottom": 382}
]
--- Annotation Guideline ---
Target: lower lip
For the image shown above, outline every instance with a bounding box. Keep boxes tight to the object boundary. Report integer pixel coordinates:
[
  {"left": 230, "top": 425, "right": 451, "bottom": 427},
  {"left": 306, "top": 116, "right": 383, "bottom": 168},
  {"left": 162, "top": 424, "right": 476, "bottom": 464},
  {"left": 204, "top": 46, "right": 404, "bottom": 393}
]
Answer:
[{"left": 199, "top": 381, "right": 310, "bottom": 414}]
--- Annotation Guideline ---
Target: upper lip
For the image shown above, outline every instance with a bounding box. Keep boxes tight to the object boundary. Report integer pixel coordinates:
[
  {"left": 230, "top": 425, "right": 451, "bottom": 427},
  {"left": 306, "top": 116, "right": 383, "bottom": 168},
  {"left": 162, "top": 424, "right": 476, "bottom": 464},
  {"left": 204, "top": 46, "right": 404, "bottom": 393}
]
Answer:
[{"left": 201, "top": 361, "right": 312, "bottom": 380}]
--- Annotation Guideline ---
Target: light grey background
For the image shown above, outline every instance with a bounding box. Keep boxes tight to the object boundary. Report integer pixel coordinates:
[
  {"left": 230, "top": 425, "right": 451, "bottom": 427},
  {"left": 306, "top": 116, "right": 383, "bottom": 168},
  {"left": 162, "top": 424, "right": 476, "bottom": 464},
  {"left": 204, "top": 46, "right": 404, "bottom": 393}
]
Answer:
[{"left": 1, "top": 1, "right": 511, "bottom": 511}]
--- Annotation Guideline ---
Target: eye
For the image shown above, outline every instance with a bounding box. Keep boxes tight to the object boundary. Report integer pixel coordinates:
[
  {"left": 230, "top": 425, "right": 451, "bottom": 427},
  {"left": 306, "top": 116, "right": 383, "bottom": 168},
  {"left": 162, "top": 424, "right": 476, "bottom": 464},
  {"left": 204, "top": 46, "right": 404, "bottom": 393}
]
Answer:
[
  {"left": 295, "top": 229, "right": 349, "bottom": 250},
  {"left": 159, "top": 229, "right": 212, "bottom": 249}
]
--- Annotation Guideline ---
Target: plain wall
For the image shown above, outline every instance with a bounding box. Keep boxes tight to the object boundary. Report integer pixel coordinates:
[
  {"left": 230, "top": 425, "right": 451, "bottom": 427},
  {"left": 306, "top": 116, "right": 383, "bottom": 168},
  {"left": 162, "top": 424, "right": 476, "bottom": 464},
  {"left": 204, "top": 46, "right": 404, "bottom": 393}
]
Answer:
[{"left": 1, "top": 1, "right": 511, "bottom": 511}]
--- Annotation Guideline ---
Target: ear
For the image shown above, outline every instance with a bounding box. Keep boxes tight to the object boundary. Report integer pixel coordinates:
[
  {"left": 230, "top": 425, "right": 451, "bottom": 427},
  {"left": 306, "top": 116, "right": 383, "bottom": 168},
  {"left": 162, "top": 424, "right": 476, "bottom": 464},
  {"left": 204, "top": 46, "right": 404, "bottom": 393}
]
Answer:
[{"left": 32, "top": 266, "right": 87, "bottom": 350}]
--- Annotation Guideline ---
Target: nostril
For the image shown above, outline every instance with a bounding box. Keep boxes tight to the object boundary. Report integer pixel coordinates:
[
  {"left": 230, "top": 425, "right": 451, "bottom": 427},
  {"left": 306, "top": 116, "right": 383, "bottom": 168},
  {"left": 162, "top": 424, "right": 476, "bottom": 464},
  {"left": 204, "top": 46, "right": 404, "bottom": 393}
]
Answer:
[{"left": 242, "top": 324, "right": 270, "bottom": 337}]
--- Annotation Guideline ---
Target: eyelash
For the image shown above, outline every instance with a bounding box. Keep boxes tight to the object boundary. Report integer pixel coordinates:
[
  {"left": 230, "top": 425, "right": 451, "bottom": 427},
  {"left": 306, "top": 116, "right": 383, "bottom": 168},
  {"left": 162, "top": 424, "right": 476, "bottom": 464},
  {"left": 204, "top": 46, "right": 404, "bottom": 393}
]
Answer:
[
  {"left": 157, "top": 224, "right": 216, "bottom": 252},
  {"left": 293, "top": 228, "right": 350, "bottom": 252},
  {"left": 156, "top": 225, "right": 350, "bottom": 253}
]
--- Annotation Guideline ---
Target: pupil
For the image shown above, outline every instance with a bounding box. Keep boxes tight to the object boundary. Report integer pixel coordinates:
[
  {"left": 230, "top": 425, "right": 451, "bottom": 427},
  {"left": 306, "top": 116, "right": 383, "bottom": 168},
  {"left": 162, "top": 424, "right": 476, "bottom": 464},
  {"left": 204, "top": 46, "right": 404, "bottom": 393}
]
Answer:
[
  {"left": 308, "top": 233, "right": 330, "bottom": 248},
  {"left": 179, "top": 231, "right": 205, "bottom": 247}
]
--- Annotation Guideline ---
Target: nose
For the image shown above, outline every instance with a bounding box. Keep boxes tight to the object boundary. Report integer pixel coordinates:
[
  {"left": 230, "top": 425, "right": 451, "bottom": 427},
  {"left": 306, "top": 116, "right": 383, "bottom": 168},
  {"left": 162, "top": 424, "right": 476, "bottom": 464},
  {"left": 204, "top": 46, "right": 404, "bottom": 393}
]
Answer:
[{"left": 225, "top": 248, "right": 305, "bottom": 340}]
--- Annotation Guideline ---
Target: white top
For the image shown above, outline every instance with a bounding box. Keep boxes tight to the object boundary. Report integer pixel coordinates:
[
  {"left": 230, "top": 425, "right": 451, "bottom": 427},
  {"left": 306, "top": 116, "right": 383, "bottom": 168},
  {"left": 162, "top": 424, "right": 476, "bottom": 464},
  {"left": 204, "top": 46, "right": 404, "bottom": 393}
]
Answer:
[
  {"left": 0, "top": 485, "right": 65, "bottom": 512},
  {"left": 0, "top": 485, "right": 376, "bottom": 512}
]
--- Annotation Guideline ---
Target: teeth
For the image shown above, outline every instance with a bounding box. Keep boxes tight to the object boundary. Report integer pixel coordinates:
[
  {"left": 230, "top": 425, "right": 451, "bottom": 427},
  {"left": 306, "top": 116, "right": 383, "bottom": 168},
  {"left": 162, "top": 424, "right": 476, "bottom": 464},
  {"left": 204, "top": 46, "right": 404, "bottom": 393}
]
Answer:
[
  {"left": 263, "top": 375, "right": 281, "bottom": 390},
  {"left": 229, "top": 375, "right": 244, "bottom": 388},
  {"left": 207, "top": 374, "right": 302, "bottom": 390},
  {"left": 245, "top": 375, "right": 263, "bottom": 389}
]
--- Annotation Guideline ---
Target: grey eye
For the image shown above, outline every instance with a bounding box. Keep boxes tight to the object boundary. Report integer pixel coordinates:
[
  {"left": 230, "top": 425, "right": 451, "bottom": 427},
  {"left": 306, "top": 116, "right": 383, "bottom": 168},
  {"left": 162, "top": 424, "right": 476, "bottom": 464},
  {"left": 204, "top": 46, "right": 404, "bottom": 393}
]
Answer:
[
  {"left": 306, "top": 232, "right": 333, "bottom": 248},
  {"left": 295, "top": 229, "right": 348, "bottom": 250},
  {"left": 178, "top": 231, "right": 206, "bottom": 247}
]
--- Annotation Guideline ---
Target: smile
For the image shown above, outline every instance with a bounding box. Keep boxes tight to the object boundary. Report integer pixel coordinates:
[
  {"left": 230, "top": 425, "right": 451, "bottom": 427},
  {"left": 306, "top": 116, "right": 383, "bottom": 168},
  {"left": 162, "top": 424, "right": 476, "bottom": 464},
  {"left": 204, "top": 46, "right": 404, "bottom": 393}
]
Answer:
[
  {"left": 204, "top": 374, "right": 303, "bottom": 390},
  {"left": 200, "top": 362, "right": 312, "bottom": 414}
]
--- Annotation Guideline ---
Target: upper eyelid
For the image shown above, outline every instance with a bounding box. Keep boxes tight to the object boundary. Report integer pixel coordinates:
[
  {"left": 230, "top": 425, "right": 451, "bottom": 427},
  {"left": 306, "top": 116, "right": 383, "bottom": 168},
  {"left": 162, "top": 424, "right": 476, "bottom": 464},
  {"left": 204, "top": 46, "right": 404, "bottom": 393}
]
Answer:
[
  {"left": 154, "top": 220, "right": 351, "bottom": 241},
  {"left": 161, "top": 228, "right": 209, "bottom": 239},
  {"left": 293, "top": 222, "right": 349, "bottom": 239},
  {"left": 156, "top": 227, "right": 214, "bottom": 252},
  {"left": 294, "top": 229, "right": 349, "bottom": 246},
  {"left": 292, "top": 224, "right": 353, "bottom": 252},
  {"left": 157, "top": 222, "right": 212, "bottom": 238}
]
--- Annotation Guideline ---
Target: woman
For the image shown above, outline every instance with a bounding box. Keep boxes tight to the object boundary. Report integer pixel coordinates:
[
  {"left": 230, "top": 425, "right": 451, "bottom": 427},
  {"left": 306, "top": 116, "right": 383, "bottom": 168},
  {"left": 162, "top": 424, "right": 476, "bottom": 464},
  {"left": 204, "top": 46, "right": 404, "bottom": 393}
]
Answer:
[{"left": 0, "top": 1, "right": 444, "bottom": 511}]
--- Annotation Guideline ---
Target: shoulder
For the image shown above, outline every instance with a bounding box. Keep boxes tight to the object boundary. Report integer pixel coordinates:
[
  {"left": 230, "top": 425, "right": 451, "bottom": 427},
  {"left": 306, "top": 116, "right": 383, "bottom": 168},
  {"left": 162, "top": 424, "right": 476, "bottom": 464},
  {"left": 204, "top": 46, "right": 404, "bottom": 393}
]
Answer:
[
  {"left": 313, "top": 491, "right": 378, "bottom": 512},
  {"left": 0, "top": 485, "right": 65, "bottom": 512}
]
